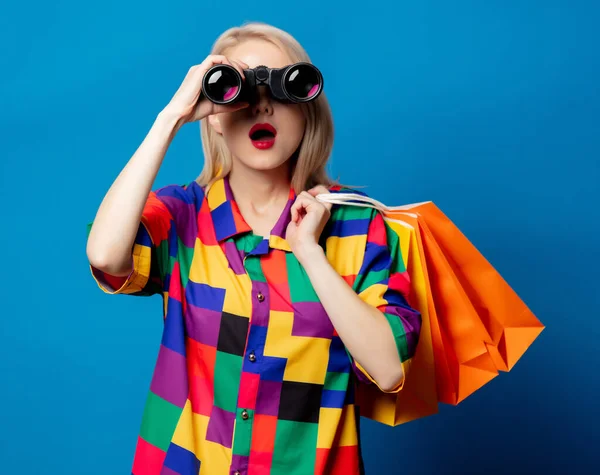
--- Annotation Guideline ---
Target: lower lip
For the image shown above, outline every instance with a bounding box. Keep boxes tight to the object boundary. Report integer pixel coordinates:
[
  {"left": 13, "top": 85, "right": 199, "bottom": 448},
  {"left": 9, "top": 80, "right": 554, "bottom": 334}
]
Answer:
[{"left": 251, "top": 138, "right": 276, "bottom": 150}]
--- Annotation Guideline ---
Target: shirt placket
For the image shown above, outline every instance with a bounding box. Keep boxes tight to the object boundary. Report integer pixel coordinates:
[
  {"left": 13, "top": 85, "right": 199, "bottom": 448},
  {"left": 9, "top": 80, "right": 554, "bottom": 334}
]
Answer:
[{"left": 229, "top": 238, "right": 270, "bottom": 475}]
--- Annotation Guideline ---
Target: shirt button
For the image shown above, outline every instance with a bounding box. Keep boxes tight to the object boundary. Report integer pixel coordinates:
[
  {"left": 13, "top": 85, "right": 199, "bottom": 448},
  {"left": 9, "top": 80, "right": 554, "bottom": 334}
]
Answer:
[
  {"left": 257, "top": 292, "right": 265, "bottom": 302},
  {"left": 241, "top": 409, "right": 249, "bottom": 420},
  {"left": 249, "top": 351, "right": 256, "bottom": 362},
  {"left": 234, "top": 471, "right": 241, "bottom": 475}
]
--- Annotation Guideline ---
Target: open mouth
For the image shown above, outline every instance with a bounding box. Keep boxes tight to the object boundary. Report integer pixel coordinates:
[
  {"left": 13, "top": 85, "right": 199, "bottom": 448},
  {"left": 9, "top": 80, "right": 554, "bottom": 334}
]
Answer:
[{"left": 249, "top": 123, "right": 277, "bottom": 149}]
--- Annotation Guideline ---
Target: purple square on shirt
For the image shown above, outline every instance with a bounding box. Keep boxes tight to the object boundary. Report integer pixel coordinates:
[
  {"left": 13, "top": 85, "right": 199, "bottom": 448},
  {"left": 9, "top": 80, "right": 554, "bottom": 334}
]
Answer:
[
  {"left": 185, "top": 305, "right": 222, "bottom": 347},
  {"left": 292, "top": 301, "right": 334, "bottom": 339},
  {"left": 206, "top": 406, "right": 235, "bottom": 448},
  {"left": 158, "top": 195, "right": 197, "bottom": 248},
  {"left": 223, "top": 241, "right": 246, "bottom": 275},
  {"left": 150, "top": 345, "right": 189, "bottom": 408},
  {"left": 255, "top": 379, "right": 282, "bottom": 416},
  {"left": 231, "top": 455, "right": 249, "bottom": 474}
]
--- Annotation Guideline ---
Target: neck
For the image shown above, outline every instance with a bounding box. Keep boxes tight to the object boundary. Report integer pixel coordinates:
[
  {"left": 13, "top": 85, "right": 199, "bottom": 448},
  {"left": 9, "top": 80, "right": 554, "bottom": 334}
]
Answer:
[{"left": 228, "top": 160, "right": 292, "bottom": 216}]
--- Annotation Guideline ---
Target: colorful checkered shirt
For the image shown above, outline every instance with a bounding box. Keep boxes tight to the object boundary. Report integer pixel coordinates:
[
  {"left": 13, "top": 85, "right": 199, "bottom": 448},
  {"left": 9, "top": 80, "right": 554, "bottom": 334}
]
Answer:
[{"left": 88, "top": 174, "right": 421, "bottom": 475}]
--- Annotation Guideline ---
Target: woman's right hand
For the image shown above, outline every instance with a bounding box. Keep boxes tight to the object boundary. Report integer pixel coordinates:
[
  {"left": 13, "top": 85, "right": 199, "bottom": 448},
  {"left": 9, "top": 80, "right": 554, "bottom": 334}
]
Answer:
[{"left": 162, "top": 55, "right": 250, "bottom": 126}]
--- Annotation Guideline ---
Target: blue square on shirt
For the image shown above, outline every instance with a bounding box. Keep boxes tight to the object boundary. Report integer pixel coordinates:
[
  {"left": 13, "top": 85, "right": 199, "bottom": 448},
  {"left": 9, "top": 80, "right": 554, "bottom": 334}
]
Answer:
[
  {"left": 163, "top": 442, "right": 201, "bottom": 474},
  {"left": 261, "top": 355, "right": 287, "bottom": 382},
  {"left": 327, "top": 336, "right": 352, "bottom": 373},
  {"left": 243, "top": 325, "right": 268, "bottom": 374},
  {"left": 321, "top": 389, "right": 346, "bottom": 409},
  {"left": 162, "top": 297, "right": 186, "bottom": 356},
  {"left": 185, "top": 282, "right": 226, "bottom": 312},
  {"left": 212, "top": 201, "right": 237, "bottom": 241}
]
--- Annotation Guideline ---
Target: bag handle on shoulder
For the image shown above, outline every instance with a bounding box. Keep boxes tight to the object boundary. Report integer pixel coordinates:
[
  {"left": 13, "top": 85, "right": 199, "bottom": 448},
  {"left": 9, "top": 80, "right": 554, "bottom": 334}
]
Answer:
[{"left": 315, "top": 192, "right": 431, "bottom": 215}]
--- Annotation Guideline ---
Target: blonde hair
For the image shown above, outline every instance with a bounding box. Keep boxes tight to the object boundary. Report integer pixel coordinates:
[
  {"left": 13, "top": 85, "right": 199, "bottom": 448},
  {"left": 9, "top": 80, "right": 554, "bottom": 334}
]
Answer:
[{"left": 196, "top": 22, "right": 348, "bottom": 193}]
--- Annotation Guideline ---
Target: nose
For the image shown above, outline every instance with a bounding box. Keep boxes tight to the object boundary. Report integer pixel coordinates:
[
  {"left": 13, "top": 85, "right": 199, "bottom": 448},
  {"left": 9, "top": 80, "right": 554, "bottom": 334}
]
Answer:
[{"left": 251, "top": 86, "right": 273, "bottom": 116}]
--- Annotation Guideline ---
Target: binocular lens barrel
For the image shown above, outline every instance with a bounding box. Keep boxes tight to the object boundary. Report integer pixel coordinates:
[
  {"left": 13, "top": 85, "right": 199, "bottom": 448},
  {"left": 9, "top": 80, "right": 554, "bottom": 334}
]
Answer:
[
  {"left": 204, "top": 67, "right": 242, "bottom": 104},
  {"left": 283, "top": 64, "right": 321, "bottom": 102}
]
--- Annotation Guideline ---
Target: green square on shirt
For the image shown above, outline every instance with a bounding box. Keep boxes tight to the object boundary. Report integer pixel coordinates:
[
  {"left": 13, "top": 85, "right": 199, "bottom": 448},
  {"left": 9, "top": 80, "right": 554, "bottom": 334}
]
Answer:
[
  {"left": 232, "top": 408, "right": 254, "bottom": 457},
  {"left": 213, "top": 351, "right": 243, "bottom": 412},
  {"left": 355, "top": 267, "right": 388, "bottom": 292},
  {"left": 242, "top": 254, "right": 267, "bottom": 283},
  {"left": 272, "top": 419, "right": 318, "bottom": 474},
  {"left": 235, "top": 233, "right": 263, "bottom": 254},
  {"left": 330, "top": 205, "right": 371, "bottom": 222},
  {"left": 324, "top": 371, "right": 351, "bottom": 392},
  {"left": 176, "top": 237, "right": 195, "bottom": 288},
  {"left": 286, "top": 254, "right": 320, "bottom": 303},
  {"left": 139, "top": 392, "right": 183, "bottom": 452}
]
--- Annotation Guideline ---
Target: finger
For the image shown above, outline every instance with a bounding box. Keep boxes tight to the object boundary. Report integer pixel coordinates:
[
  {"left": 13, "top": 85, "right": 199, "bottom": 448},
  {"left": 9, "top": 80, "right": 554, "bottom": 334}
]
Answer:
[
  {"left": 290, "top": 201, "right": 301, "bottom": 223},
  {"left": 194, "top": 55, "right": 235, "bottom": 83},
  {"left": 306, "top": 186, "right": 332, "bottom": 211},
  {"left": 297, "top": 193, "right": 316, "bottom": 215},
  {"left": 236, "top": 59, "right": 250, "bottom": 69},
  {"left": 174, "top": 64, "right": 205, "bottom": 94},
  {"left": 299, "top": 191, "right": 316, "bottom": 201},
  {"left": 188, "top": 56, "right": 227, "bottom": 79},
  {"left": 201, "top": 56, "right": 244, "bottom": 84},
  {"left": 300, "top": 191, "right": 331, "bottom": 213},
  {"left": 229, "top": 59, "right": 248, "bottom": 80},
  {"left": 306, "top": 185, "right": 330, "bottom": 197},
  {"left": 201, "top": 55, "right": 229, "bottom": 68},
  {"left": 181, "top": 56, "right": 231, "bottom": 92},
  {"left": 290, "top": 198, "right": 307, "bottom": 223},
  {"left": 213, "top": 101, "right": 250, "bottom": 114},
  {"left": 290, "top": 195, "right": 311, "bottom": 222},
  {"left": 293, "top": 194, "right": 329, "bottom": 223}
]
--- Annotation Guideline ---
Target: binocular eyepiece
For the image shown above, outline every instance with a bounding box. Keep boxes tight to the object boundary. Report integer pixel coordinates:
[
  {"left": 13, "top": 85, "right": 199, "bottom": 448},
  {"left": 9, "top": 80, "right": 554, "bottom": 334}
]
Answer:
[{"left": 201, "top": 62, "right": 323, "bottom": 105}]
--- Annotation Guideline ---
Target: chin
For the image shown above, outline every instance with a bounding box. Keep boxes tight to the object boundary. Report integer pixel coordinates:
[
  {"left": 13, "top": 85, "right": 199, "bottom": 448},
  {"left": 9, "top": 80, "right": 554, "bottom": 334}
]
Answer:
[{"left": 236, "top": 147, "right": 290, "bottom": 171}]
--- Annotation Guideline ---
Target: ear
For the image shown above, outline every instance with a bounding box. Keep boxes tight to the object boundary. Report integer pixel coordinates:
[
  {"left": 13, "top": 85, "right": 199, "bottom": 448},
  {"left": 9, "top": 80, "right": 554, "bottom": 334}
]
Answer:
[{"left": 208, "top": 114, "right": 223, "bottom": 135}]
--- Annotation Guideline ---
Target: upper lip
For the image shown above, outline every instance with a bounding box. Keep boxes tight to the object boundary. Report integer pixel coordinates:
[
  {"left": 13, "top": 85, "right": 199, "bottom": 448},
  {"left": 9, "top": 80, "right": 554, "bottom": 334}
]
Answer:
[{"left": 249, "top": 122, "right": 277, "bottom": 138}]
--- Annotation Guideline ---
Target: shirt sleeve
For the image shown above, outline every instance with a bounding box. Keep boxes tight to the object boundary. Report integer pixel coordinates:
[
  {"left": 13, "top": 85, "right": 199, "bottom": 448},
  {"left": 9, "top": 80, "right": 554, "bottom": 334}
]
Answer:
[
  {"left": 349, "top": 209, "right": 422, "bottom": 393},
  {"left": 87, "top": 187, "right": 179, "bottom": 297}
]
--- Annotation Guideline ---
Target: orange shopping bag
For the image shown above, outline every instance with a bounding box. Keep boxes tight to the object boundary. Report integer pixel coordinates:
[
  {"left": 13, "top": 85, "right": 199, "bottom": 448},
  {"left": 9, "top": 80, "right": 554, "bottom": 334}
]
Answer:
[{"left": 316, "top": 193, "right": 545, "bottom": 426}]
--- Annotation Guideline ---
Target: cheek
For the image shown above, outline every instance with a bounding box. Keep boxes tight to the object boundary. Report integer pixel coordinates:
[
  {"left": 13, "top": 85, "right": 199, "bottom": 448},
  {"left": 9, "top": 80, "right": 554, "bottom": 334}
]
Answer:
[
  {"left": 279, "top": 107, "right": 306, "bottom": 142},
  {"left": 219, "top": 114, "right": 247, "bottom": 141}
]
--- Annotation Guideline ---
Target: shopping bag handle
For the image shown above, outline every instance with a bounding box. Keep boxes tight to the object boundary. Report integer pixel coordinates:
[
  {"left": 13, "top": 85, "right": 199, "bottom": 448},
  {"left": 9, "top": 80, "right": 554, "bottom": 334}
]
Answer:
[{"left": 315, "top": 192, "right": 431, "bottom": 214}]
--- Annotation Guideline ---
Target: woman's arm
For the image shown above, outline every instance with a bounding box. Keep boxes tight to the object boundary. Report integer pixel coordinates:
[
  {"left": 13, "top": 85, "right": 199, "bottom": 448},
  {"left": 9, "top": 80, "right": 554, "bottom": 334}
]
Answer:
[
  {"left": 300, "top": 247, "right": 406, "bottom": 391},
  {"left": 87, "top": 55, "right": 250, "bottom": 277},
  {"left": 86, "top": 110, "right": 181, "bottom": 276},
  {"left": 288, "top": 188, "right": 420, "bottom": 392}
]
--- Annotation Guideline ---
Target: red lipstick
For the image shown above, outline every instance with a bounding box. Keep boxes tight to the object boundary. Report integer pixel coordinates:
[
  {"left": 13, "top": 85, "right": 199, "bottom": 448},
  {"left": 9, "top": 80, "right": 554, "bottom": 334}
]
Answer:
[{"left": 249, "top": 123, "right": 277, "bottom": 150}]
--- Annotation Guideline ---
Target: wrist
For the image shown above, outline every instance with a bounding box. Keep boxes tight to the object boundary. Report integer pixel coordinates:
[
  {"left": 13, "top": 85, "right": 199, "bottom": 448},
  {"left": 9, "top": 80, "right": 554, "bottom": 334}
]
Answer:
[
  {"left": 156, "top": 107, "right": 185, "bottom": 132},
  {"left": 296, "top": 244, "right": 326, "bottom": 269}
]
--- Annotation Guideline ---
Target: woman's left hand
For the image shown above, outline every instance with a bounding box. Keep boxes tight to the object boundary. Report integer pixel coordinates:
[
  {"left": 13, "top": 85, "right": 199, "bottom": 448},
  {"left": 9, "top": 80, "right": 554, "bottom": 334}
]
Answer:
[{"left": 286, "top": 185, "right": 332, "bottom": 263}]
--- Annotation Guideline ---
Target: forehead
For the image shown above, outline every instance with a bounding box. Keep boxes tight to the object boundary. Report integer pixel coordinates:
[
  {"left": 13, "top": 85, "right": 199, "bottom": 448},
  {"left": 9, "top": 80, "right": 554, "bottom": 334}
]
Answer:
[{"left": 226, "top": 38, "right": 294, "bottom": 69}]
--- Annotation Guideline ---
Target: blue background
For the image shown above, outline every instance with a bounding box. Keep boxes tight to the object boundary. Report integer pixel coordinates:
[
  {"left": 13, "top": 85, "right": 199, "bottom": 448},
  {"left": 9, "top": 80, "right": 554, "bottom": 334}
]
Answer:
[{"left": 1, "top": 1, "right": 598, "bottom": 473}]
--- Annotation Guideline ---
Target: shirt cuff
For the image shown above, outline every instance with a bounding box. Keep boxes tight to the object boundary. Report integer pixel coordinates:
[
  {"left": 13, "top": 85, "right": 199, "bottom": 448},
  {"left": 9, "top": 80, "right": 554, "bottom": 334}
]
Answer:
[
  {"left": 353, "top": 357, "right": 410, "bottom": 393},
  {"left": 89, "top": 237, "right": 152, "bottom": 294}
]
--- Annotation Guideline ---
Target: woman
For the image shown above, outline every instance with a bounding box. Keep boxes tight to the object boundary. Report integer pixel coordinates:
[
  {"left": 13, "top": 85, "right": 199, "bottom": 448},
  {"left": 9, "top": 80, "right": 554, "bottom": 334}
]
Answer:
[{"left": 86, "top": 22, "right": 421, "bottom": 475}]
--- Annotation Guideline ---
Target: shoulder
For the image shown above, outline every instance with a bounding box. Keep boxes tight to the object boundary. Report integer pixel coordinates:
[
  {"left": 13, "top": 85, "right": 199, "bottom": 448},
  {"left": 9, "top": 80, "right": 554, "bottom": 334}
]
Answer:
[
  {"left": 322, "top": 186, "right": 383, "bottom": 245},
  {"left": 153, "top": 180, "right": 203, "bottom": 203},
  {"left": 151, "top": 180, "right": 205, "bottom": 214},
  {"left": 326, "top": 185, "right": 378, "bottom": 223}
]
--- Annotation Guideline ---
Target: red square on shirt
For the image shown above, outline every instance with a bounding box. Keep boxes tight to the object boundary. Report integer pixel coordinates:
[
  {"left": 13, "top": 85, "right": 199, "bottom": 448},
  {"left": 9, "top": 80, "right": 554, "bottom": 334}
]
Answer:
[
  {"left": 238, "top": 371, "right": 260, "bottom": 409},
  {"left": 250, "top": 414, "right": 277, "bottom": 453}
]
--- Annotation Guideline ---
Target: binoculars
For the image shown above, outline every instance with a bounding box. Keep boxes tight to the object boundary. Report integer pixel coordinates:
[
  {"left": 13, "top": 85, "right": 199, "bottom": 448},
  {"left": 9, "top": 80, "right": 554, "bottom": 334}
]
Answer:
[{"left": 201, "top": 62, "right": 323, "bottom": 105}]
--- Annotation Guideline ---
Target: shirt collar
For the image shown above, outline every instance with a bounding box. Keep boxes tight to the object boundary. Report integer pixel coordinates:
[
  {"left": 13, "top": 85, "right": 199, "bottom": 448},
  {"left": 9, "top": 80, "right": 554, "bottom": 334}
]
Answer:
[{"left": 206, "top": 174, "right": 296, "bottom": 252}]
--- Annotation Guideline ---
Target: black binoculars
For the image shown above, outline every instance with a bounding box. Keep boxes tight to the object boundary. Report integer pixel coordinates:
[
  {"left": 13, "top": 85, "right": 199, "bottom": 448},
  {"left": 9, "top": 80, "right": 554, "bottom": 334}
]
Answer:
[{"left": 201, "top": 62, "right": 323, "bottom": 105}]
